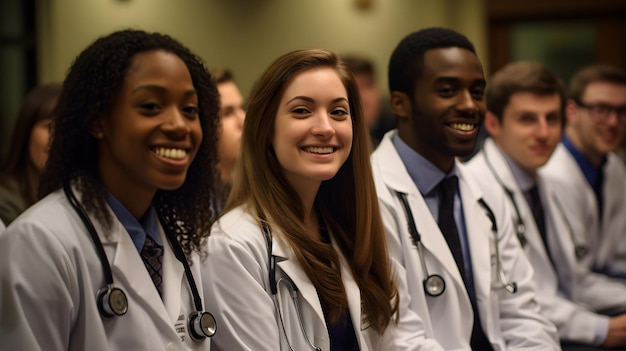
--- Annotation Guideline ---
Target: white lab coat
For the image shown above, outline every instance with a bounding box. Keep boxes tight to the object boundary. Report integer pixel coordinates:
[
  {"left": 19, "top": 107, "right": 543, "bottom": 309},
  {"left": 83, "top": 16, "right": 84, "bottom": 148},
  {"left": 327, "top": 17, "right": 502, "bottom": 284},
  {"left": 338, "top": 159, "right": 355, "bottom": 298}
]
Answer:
[
  {"left": 541, "top": 143, "right": 626, "bottom": 277},
  {"left": 467, "top": 138, "right": 626, "bottom": 344},
  {"left": 371, "top": 131, "right": 560, "bottom": 351},
  {"left": 0, "top": 187, "right": 210, "bottom": 351},
  {"left": 0, "top": 217, "right": 5, "bottom": 233},
  {"left": 202, "top": 206, "right": 445, "bottom": 351}
]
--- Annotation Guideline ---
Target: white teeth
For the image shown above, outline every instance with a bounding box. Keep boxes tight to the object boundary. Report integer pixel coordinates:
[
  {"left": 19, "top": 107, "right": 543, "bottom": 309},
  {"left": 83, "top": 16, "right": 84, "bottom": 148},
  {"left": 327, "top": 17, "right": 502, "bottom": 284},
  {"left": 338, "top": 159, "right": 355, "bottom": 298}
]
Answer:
[
  {"left": 154, "top": 147, "right": 186, "bottom": 160},
  {"left": 304, "top": 146, "right": 333, "bottom": 154},
  {"left": 450, "top": 123, "right": 475, "bottom": 131}
]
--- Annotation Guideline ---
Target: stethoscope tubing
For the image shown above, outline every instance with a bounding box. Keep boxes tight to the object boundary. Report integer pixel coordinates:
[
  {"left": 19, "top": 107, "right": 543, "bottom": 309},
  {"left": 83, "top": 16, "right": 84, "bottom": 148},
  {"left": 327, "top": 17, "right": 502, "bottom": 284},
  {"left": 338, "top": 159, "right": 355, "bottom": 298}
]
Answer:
[
  {"left": 63, "top": 181, "right": 216, "bottom": 339},
  {"left": 394, "top": 186, "right": 517, "bottom": 296}
]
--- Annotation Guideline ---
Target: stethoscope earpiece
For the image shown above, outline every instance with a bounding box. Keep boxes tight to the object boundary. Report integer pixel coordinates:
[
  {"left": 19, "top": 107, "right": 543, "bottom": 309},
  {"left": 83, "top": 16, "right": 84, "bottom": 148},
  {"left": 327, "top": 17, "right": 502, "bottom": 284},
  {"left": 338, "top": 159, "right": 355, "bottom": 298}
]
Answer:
[
  {"left": 96, "top": 285, "right": 128, "bottom": 318},
  {"left": 188, "top": 311, "right": 217, "bottom": 342}
]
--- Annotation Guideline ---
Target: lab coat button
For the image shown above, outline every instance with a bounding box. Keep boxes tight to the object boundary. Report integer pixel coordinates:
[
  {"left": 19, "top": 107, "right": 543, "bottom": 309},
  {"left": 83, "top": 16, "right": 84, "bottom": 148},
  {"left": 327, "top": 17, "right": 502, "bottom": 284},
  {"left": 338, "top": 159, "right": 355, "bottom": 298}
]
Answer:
[{"left": 166, "top": 343, "right": 177, "bottom": 351}]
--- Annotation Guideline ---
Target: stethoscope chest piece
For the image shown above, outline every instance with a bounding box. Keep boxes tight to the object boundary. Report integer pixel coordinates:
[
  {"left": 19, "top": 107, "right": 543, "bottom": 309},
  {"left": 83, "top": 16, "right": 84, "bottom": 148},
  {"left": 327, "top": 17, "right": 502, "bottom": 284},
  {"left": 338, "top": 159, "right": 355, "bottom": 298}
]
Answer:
[
  {"left": 188, "top": 311, "right": 217, "bottom": 341},
  {"left": 423, "top": 274, "right": 446, "bottom": 297},
  {"left": 97, "top": 285, "right": 128, "bottom": 318}
]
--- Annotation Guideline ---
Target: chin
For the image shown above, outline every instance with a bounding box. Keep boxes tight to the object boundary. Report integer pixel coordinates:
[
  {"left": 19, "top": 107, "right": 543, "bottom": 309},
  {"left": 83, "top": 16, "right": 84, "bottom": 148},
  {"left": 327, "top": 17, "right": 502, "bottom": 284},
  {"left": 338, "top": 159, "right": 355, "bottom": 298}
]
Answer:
[{"left": 155, "top": 178, "right": 187, "bottom": 191}]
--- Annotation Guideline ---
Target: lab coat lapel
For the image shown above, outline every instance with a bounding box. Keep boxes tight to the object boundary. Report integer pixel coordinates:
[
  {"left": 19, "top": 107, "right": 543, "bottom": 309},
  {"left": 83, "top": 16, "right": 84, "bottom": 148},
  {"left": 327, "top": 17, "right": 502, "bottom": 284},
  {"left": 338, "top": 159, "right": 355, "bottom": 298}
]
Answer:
[
  {"left": 483, "top": 140, "right": 554, "bottom": 269},
  {"left": 159, "top": 226, "right": 185, "bottom": 323},
  {"left": 376, "top": 135, "right": 467, "bottom": 296},
  {"left": 457, "top": 165, "right": 494, "bottom": 333},
  {"left": 88, "top": 197, "right": 181, "bottom": 330},
  {"left": 273, "top": 237, "right": 326, "bottom": 325}
]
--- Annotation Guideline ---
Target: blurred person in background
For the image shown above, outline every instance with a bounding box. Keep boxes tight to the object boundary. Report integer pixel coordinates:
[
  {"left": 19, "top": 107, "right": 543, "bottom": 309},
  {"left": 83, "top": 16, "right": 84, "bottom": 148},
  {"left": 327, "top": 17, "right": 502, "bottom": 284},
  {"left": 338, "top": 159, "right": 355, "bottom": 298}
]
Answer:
[
  {"left": 0, "top": 83, "right": 62, "bottom": 225},
  {"left": 342, "top": 54, "right": 395, "bottom": 147},
  {"left": 541, "top": 64, "right": 626, "bottom": 280},
  {"left": 466, "top": 61, "right": 626, "bottom": 350},
  {"left": 211, "top": 68, "right": 245, "bottom": 204}
]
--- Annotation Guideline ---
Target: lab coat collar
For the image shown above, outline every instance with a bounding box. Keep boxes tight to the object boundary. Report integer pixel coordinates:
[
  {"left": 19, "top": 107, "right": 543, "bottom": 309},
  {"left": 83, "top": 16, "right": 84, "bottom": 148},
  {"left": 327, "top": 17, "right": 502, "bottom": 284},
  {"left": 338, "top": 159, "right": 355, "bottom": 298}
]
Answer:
[
  {"left": 72, "top": 184, "right": 186, "bottom": 331},
  {"left": 272, "top": 231, "right": 327, "bottom": 325},
  {"left": 374, "top": 131, "right": 469, "bottom": 296},
  {"left": 482, "top": 139, "right": 556, "bottom": 269}
]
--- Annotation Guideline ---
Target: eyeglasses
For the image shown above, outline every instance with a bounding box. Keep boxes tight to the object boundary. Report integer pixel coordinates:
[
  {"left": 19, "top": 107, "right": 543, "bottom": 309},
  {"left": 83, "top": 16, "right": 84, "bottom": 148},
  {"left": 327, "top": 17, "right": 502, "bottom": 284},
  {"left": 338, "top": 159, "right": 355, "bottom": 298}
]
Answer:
[{"left": 576, "top": 101, "right": 626, "bottom": 123}]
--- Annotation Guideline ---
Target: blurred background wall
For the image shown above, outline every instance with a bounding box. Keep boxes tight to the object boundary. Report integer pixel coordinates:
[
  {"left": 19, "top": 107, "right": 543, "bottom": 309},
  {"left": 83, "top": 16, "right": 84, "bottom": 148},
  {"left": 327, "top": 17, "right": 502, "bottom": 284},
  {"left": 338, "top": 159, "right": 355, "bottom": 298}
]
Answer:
[
  {"left": 1, "top": 0, "right": 487, "bottom": 156},
  {"left": 2, "top": 0, "right": 626, "bottom": 157}
]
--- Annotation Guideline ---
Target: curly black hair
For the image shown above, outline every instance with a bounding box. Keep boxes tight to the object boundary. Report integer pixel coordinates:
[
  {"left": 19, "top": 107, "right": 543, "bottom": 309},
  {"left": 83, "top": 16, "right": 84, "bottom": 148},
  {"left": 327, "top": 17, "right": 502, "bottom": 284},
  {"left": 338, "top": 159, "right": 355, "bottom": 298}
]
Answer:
[
  {"left": 388, "top": 27, "right": 476, "bottom": 97},
  {"left": 39, "top": 29, "right": 221, "bottom": 257}
]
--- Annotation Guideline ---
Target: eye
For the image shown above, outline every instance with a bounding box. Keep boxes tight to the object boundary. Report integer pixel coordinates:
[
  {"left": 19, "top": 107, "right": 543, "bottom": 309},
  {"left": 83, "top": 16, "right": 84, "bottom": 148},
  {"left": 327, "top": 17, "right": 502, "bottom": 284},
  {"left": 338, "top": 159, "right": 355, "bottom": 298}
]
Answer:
[
  {"left": 471, "top": 86, "right": 485, "bottom": 100},
  {"left": 182, "top": 104, "right": 199, "bottom": 119},
  {"left": 138, "top": 102, "right": 161, "bottom": 115},
  {"left": 546, "top": 113, "right": 562, "bottom": 124},
  {"left": 291, "top": 107, "right": 311, "bottom": 116},
  {"left": 330, "top": 108, "right": 349, "bottom": 120},
  {"left": 437, "top": 87, "right": 455, "bottom": 97}
]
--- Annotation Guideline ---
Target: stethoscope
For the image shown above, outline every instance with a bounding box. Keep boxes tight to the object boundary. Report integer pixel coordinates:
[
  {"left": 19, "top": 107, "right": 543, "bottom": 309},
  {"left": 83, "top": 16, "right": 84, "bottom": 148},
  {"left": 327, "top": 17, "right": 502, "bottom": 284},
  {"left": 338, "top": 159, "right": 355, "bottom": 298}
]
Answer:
[
  {"left": 63, "top": 182, "right": 216, "bottom": 342},
  {"left": 395, "top": 190, "right": 518, "bottom": 297},
  {"left": 483, "top": 150, "right": 588, "bottom": 260},
  {"left": 261, "top": 221, "right": 321, "bottom": 351}
]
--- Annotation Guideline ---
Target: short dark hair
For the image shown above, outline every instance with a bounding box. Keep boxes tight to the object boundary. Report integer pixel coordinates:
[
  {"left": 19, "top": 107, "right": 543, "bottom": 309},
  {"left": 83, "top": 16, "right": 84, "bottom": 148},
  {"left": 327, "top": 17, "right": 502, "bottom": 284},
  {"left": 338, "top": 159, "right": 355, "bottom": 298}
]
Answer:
[
  {"left": 211, "top": 67, "right": 234, "bottom": 85},
  {"left": 388, "top": 27, "right": 476, "bottom": 96},
  {"left": 342, "top": 55, "right": 375, "bottom": 76},
  {"left": 487, "top": 61, "right": 565, "bottom": 121},
  {"left": 568, "top": 64, "right": 626, "bottom": 103}
]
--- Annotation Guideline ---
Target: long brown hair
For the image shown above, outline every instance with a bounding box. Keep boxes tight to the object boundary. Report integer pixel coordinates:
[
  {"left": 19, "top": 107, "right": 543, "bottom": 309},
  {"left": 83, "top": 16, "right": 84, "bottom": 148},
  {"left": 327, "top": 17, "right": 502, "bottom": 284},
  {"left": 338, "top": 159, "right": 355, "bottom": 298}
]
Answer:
[
  {"left": 0, "top": 83, "right": 62, "bottom": 206},
  {"left": 224, "top": 48, "right": 398, "bottom": 333}
]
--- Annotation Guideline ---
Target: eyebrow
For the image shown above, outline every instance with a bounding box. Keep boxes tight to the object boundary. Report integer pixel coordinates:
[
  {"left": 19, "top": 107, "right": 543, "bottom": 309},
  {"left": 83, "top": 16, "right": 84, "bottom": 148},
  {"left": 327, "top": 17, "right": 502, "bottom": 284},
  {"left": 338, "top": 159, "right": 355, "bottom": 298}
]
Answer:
[
  {"left": 434, "top": 76, "right": 486, "bottom": 86},
  {"left": 286, "top": 96, "right": 349, "bottom": 104},
  {"left": 131, "top": 84, "right": 197, "bottom": 97}
]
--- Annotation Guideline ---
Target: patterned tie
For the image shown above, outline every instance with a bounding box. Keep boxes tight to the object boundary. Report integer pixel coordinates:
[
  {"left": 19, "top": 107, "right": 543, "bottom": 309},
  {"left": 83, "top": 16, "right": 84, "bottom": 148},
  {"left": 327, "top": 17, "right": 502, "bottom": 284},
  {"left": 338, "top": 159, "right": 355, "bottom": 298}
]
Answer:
[
  {"left": 141, "top": 235, "right": 164, "bottom": 297},
  {"left": 437, "top": 176, "right": 494, "bottom": 351}
]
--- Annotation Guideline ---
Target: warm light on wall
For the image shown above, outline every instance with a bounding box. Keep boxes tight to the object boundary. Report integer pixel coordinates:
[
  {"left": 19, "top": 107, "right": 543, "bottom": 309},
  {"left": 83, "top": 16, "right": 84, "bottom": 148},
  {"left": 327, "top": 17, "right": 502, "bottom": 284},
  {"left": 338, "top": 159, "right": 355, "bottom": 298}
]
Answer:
[{"left": 356, "top": 0, "right": 372, "bottom": 10}]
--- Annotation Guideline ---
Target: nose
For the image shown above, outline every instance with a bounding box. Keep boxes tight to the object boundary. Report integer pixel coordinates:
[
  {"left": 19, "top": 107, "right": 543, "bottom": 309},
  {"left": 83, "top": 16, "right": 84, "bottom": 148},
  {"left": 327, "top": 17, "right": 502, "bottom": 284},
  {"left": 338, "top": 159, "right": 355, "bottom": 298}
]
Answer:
[
  {"left": 536, "top": 117, "right": 550, "bottom": 139},
  {"left": 456, "top": 90, "right": 480, "bottom": 116},
  {"left": 162, "top": 108, "right": 191, "bottom": 137},
  {"left": 311, "top": 113, "right": 335, "bottom": 138},
  {"left": 236, "top": 108, "right": 245, "bottom": 128}
]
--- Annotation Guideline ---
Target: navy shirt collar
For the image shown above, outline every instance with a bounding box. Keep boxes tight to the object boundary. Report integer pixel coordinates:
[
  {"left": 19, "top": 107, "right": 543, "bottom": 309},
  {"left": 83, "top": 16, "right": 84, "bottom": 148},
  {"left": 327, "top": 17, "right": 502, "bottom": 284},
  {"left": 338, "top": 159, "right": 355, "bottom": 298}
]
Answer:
[{"left": 562, "top": 135, "right": 606, "bottom": 188}]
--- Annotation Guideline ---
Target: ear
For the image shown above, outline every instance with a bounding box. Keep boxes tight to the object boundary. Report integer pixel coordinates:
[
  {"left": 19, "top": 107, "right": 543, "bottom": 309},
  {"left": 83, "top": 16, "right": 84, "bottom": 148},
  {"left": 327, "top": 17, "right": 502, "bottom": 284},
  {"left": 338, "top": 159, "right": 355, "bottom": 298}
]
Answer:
[
  {"left": 483, "top": 111, "right": 502, "bottom": 139},
  {"left": 390, "top": 91, "right": 411, "bottom": 119},
  {"left": 88, "top": 117, "right": 105, "bottom": 139},
  {"left": 565, "top": 99, "right": 578, "bottom": 126}
]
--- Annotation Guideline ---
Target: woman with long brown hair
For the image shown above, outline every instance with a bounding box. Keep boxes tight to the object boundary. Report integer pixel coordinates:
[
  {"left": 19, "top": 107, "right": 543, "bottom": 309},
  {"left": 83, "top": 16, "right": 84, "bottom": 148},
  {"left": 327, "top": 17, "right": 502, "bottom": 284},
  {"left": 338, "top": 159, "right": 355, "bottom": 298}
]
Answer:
[{"left": 203, "top": 48, "right": 442, "bottom": 351}]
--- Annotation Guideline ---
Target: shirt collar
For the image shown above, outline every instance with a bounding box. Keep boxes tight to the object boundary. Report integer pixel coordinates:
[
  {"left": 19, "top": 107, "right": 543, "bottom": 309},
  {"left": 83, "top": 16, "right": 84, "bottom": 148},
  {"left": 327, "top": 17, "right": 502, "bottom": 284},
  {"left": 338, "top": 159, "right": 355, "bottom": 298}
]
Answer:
[
  {"left": 497, "top": 146, "right": 537, "bottom": 192},
  {"left": 392, "top": 133, "right": 459, "bottom": 195},
  {"left": 104, "top": 190, "right": 161, "bottom": 252},
  {"left": 562, "top": 135, "right": 606, "bottom": 188}
]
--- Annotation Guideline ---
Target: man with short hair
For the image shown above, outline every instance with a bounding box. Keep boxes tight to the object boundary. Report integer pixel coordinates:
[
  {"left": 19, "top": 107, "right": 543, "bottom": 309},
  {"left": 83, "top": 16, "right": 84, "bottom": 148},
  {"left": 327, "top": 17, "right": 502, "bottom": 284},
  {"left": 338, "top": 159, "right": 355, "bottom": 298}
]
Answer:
[
  {"left": 371, "top": 27, "right": 559, "bottom": 350},
  {"left": 466, "top": 61, "right": 626, "bottom": 350},
  {"left": 541, "top": 65, "right": 626, "bottom": 280}
]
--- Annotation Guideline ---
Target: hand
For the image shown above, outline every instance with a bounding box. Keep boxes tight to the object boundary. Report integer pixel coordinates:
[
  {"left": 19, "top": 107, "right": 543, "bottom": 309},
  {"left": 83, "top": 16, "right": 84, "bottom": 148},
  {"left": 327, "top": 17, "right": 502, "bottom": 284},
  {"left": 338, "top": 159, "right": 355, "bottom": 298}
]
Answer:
[{"left": 602, "top": 314, "right": 626, "bottom": 348}]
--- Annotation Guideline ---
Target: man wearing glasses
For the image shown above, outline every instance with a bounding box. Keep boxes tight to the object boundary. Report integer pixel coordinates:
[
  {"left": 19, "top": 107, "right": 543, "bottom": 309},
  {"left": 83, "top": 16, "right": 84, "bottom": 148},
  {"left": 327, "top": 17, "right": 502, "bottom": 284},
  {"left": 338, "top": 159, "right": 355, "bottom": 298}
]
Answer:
[{"left": 542, "top": 64, "right": 626, "bottom": 282}]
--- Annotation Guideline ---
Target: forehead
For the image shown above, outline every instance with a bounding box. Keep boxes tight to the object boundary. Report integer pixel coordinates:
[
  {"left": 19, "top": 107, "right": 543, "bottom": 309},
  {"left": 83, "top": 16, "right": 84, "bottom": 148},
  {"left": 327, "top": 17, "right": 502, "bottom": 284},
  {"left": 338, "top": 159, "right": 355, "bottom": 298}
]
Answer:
[
  {"left": 283, "top": 68, "right": 347, "bottom": 97},
  {"left": 124, "top": 50, "right": 192, "bottom": 85},
  {"left": 419, "top": 47, "right": 484, "bottom": 83},
  {"left": 582, "top": 81, "right": 626, "bottom": 104}
]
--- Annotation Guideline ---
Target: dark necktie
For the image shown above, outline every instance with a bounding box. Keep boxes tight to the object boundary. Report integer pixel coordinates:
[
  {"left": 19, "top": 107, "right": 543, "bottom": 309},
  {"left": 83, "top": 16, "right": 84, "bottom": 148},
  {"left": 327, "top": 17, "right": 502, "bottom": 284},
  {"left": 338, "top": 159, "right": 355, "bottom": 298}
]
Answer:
[
  {"left": 437, "top": 176, "right": 465, "bottom": 278},
  {"left": 437, "top": 176, "right": 493, "bottom": 351},
  {"left": 525, "top": 186, "right": 551, "bottom": 258},
  {"left": 141, "top": 235, "right": 164, "bottom": 297}
]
